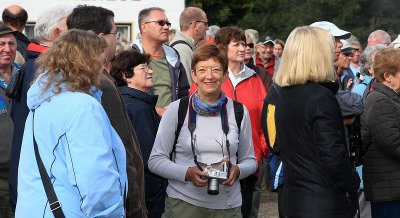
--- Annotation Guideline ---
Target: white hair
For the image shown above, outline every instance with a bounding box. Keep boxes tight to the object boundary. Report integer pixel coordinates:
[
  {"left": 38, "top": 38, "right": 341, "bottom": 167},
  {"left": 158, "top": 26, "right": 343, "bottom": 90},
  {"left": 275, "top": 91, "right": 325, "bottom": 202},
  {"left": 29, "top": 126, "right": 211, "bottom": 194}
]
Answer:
[
  {"left": 368, "top": 30, "right": 391, "bottom": 45},
  {"left": 34, "top": 5, "right": 74, "bottom": 42},
  {"left": 206, "top": 25, "right": 220, "bottom": 38}
]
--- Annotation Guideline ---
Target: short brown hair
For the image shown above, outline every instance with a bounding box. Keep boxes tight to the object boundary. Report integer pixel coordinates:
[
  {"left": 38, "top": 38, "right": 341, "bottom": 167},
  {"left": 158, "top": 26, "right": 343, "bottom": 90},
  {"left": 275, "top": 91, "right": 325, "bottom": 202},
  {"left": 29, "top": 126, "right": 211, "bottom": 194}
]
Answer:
[
  {"left": 179, "top": 7, "right": 206, "bottom": 31},
  {"left": 111, "top": 51, "right": 150, "bottom": 86},
  {"left": 214, "top": 26, "right": 246, "bottom": 49},
  {"left": 138, "top": 7, "right": 165, "bottom": 32},
  {"left": 373, "top": 48, "right": 400, "bottom": 82},
  {"left": 192, "top": 43, "right": 228, "bottom": 75},
  {"left": 37, "top": 29, "right": 107, "bottom": 94}
]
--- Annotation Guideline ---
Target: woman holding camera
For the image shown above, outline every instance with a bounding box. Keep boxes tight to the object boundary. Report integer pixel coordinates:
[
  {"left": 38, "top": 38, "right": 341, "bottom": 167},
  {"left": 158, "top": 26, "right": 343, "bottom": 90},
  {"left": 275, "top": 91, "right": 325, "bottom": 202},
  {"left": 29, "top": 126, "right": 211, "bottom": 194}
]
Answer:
[{"left": 148, "top": 44, "right": 257, "bottom": 218}]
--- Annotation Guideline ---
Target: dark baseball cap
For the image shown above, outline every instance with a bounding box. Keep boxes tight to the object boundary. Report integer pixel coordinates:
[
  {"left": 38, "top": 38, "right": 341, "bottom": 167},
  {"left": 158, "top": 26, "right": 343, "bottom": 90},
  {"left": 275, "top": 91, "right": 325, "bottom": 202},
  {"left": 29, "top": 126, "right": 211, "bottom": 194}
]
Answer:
[{"left": 0, "top": 25, "right": 18, "bottom": 37}]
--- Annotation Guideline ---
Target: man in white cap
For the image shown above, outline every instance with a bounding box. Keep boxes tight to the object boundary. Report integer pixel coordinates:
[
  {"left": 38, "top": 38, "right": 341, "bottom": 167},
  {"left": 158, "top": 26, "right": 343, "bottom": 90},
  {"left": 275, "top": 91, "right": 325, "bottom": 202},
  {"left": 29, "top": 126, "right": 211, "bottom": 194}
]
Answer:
[
  {"left": 310, "top": 21, "right": 351, "bottom": 62},
  {"left": 335, "top": 39, "right": 355, "bottom": 89},
  {"left": 389, "top": 34, "right": 400, "bottom": 48}
]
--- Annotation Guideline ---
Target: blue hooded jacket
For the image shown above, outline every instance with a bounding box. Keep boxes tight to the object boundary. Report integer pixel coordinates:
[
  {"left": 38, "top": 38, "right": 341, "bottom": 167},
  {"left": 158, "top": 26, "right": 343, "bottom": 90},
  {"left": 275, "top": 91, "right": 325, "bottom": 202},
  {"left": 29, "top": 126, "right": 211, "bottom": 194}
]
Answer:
[{"left": 15, "top": 72, "right": 127, "bottom": 217}]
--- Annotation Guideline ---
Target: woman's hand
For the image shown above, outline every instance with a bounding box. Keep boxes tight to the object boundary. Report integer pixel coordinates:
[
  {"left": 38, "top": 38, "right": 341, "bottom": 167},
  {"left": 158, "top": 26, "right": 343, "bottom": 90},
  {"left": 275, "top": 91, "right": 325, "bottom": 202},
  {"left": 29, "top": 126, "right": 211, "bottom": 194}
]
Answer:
[
  {"left": 222, "top": 164, "right": 240, "bottom": 186},
  {"left": 185, "top": 166, "right": 208, "bottom": 187},
  {"left": 346, "top": 79, "right": 353, "bottom": 90}
]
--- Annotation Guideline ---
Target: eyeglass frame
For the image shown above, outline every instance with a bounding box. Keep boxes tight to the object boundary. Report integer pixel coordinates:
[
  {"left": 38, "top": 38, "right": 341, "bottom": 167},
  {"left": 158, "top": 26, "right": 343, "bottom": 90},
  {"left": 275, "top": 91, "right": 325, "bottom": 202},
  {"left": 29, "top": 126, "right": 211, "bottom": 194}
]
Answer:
[
  {"left": 106, "top": 31, "right": 121, "bottom": 40},
  {"left": 192, "top": 20, "right": 208, "bottom": 26},
  {"left": 133, "top": 64, "right": 152, "bottom": 73},
  {"left": 144, "top": 20, "right": 172, "bottom": 27}
]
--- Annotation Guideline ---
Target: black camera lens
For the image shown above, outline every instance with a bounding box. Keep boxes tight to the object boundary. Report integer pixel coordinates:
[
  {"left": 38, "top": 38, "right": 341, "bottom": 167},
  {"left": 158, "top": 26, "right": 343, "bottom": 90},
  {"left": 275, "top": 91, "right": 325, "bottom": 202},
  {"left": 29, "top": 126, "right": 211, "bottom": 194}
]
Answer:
[{"left": 208, "top": 178, "right": 219, "bottom": 195}]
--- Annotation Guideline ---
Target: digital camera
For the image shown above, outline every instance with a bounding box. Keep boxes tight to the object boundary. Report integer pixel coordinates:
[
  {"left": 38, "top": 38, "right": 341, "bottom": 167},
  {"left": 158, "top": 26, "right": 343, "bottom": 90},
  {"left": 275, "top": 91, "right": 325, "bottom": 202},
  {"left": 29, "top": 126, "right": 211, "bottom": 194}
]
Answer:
[{"left": 203, "top": 161, "right": 229, "bottom": 195}]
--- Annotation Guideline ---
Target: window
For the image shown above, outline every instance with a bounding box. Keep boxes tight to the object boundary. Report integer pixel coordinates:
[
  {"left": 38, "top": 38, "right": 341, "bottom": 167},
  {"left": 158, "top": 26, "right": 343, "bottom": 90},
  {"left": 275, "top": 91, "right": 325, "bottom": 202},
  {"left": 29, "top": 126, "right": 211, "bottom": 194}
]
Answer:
[
  {"left": 24, "top": 22, "right": 35, "bottom": 40},
  {"left": 22, "top": 22, "right": 135, "bottom": 42}
]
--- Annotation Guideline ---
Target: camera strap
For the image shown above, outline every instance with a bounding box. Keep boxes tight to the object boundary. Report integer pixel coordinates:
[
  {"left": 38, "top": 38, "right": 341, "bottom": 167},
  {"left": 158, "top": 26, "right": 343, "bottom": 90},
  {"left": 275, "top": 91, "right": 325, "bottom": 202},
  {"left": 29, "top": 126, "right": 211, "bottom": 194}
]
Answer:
[{"left": 188, "top": 97, "right": 231, "bottom": 172}]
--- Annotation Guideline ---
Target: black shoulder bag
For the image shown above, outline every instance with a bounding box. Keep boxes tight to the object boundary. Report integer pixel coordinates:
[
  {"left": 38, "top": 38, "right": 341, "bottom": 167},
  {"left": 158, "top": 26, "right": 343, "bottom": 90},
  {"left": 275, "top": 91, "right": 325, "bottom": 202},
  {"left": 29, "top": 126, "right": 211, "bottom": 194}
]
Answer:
[{"left": 32, "top": 110, "right": 65, "bottom": 218}]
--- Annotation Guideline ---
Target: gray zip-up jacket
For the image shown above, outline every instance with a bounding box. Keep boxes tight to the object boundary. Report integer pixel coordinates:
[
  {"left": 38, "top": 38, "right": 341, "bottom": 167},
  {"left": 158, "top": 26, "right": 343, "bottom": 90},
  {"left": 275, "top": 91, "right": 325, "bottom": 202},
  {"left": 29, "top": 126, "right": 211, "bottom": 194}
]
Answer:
[{"left": 132, "top": 40, "right": 189, "bottom": 103}]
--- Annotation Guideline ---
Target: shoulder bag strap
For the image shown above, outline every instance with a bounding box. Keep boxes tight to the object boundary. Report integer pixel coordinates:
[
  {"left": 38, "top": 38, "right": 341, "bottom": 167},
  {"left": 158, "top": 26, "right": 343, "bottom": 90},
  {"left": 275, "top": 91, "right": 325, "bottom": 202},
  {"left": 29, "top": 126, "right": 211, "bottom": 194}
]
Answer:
[{"left": 32, "top": 110, "right": 65, "bottom": 218}]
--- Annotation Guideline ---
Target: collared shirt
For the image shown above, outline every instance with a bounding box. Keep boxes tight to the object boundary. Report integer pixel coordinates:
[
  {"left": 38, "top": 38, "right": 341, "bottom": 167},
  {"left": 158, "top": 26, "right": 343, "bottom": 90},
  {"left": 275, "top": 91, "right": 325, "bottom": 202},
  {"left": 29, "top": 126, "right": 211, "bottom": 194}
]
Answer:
[
  {"left": 228, "top": 63, "right": 249, "bottom": 88},
  {"left": 350, "top": 64, "right": 361, "bottom": 76},
  {"left": 0, "top": 63, "right": 19, "bottom": 90}
]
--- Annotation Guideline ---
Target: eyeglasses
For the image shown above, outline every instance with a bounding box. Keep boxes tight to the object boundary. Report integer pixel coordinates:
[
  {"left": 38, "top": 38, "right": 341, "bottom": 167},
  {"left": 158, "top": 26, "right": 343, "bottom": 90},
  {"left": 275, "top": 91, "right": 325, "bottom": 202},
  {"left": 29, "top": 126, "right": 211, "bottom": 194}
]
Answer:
[
  {"left": 246, "top": 43, "right": 254, "bottom": 48},
  {"left": 144, "top": 20, "right": 171, "bottom": 27},
  {"left": 342, "top": 51, "right": 354, "bottom": 57},
  {"left": 353, "top": 48, "right": 362, "bottom": 53},
  {"left": 192, "top": 20, "right": 208, "bottom": 26},
  {"left": 106, "top": 31, "right": 121, "bottom": 40},
  {"left": 133, "top": 64, "right": 152, "bottom": 73},
  {"left": 196, "top": 66, "right": 222, "bottom": 74}
]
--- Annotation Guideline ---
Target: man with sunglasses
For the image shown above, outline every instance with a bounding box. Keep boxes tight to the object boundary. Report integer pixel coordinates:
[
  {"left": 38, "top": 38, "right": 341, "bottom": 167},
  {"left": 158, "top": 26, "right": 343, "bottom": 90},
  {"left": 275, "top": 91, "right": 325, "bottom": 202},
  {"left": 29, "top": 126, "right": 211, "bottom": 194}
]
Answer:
[
  {"left": 133, "top": 7, "right": 189, "bottom": 117},
  {"left": 341, "top": 41, "right": 363, "bottom": 91},
  {"left": 170, "top": 7, "right": 208, "bottom": 85},
  {"left": 244, "top": 32, "right": 272, "bottom": 92},
  {"left": 336, "top": 40, "right": 354, "bottom": 89}
]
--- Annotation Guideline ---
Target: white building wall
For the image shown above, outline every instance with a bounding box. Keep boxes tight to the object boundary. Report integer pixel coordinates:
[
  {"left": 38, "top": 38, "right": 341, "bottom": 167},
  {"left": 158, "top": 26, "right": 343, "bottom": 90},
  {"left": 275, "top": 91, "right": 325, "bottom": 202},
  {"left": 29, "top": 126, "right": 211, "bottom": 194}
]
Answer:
[{"left": 0, "top": 0, "right": 185, "bottom": 41}]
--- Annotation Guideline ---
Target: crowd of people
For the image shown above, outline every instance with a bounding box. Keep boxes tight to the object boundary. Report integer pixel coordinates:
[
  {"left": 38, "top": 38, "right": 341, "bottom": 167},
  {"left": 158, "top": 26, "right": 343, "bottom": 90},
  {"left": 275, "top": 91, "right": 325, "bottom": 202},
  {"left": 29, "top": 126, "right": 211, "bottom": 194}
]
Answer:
[{"left": 0, "top": 3, "right": 399, "bottom": 218}]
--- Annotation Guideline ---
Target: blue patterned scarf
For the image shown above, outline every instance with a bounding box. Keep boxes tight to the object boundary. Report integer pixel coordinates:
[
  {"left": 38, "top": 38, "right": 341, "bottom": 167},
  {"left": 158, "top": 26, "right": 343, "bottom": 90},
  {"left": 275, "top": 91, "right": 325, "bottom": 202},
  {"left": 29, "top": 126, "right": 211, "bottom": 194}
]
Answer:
[{"left": 191, "top": 91, "right": 226, "bottom": 116}]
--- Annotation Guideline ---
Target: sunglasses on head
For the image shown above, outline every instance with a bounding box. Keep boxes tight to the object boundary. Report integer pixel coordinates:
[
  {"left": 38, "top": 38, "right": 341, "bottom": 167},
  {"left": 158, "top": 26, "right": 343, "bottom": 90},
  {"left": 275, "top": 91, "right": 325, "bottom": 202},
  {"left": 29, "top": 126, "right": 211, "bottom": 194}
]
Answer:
[
  {"left": 145, "top": 20, "right": 171, "bottom": 27},
  {"left": 246, "top": 43, "right": 254, "bottom": 48}
]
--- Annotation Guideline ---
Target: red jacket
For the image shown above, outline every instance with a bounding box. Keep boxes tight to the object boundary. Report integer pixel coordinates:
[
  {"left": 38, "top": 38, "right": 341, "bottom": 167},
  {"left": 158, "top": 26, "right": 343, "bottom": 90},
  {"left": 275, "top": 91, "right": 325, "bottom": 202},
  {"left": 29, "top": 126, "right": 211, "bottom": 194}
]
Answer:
[
  {"left": 190, "top": 68, "right": 268, "bottom": 176},
  {"left": 255, "top": 53, "right": 275, "bottom": 78}
]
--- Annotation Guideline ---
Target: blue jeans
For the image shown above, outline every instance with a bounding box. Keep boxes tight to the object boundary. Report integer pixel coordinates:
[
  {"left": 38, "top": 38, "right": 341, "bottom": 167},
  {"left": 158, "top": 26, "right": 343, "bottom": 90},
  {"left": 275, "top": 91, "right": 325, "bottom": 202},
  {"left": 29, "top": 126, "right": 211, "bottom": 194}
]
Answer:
[{"left": 371, "top": 200, "right": 400, "bottom": 218}]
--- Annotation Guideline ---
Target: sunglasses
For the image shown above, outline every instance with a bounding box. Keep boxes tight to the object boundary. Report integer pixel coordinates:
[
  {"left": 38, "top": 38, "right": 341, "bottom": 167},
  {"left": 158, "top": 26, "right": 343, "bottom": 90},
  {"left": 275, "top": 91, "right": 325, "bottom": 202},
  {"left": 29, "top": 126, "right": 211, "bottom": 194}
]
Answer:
[
  {"left": 144, "top": 20, "right": 171, "bottom": 27},
  {"left": 192, "top": 20, "right": 209, "bottom": 26},
  {"left": 246, "top": 43, "right": 254, "bottom": 48},
  {"left": 342, "top": 51, "right": 354, "bottom": 57}
]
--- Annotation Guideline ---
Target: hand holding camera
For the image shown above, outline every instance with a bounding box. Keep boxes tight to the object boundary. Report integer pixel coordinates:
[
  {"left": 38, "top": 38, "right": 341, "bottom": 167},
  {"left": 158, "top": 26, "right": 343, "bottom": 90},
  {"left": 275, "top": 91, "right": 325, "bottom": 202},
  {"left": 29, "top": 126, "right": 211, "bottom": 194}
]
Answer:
[
  {"left": 185, "top": 166, "right": 208, "bottom": 187},
  {"left": 222, "top": 163, "right": 240, "bottom": 186}
]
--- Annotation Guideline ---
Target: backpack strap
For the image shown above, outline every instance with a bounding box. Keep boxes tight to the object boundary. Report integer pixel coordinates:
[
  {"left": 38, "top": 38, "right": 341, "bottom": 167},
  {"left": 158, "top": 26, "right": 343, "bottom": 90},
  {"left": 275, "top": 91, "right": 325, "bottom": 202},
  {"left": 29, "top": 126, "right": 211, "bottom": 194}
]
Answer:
[
  {"left": 170, "top": 97, "right": 244, "bottom": 161},
  {"left": 170, "top": 40, "right": 194, "bottom": 51},
  {"left": 170, "top": 96, "right": 189, "bottom": 161},
  {"left": 233, "top": 100, "right": 244, "bottom": 133}
]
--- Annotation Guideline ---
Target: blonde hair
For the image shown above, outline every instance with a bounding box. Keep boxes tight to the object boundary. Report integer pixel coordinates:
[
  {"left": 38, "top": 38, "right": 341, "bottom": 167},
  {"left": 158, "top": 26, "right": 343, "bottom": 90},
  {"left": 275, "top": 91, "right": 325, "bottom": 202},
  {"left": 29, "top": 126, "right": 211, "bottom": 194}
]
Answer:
[
  {"left": 275, "top": 26, "right": 335, "bottom": 87},
  {"left": 37, "top": 29, "right": 107, "bottom": 94}
]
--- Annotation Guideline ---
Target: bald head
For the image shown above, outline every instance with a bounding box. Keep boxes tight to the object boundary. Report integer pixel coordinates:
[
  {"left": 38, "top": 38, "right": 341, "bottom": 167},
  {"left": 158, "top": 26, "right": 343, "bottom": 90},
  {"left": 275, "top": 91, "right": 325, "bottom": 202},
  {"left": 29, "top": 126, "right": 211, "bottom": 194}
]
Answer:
[
  {"left": 368, "top": 30, "right": 391, "bottom": 46},
  {"left": 179, "top": 7, "right": 207, "bottom": 31},
  {"left": 2, "top": 4, "right": 28, "bottom": 32}
]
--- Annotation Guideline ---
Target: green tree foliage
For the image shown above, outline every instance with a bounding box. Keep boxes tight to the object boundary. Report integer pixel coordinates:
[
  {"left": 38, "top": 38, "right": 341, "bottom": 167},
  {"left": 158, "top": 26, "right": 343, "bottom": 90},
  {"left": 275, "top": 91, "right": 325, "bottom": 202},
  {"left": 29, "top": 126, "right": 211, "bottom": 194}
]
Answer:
[{"left": 186, "top": 0, "right": 400, "bottom": 46}]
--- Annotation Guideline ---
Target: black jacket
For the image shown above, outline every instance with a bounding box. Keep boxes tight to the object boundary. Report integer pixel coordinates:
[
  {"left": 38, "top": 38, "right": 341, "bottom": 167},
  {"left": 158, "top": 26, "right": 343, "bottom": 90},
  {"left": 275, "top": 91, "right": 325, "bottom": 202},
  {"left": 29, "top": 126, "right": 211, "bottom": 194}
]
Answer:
[
  {"left": 100, "top": 73, "right": 147, "bottom": 218},
  {"left": 16, "top": 32, "right": 30, "bottom": 59},
  {"left": 276, "top": 82, "right": 360, "bottom": 218},
  {"left": 9, "top": 43, "right": 46, "bottom": 209},
  {"left": 119, "top": 86, "right": 167, "bottom": 217},
  {"left": 361, "top": 82, "right": 400, "bottom": 202}
]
